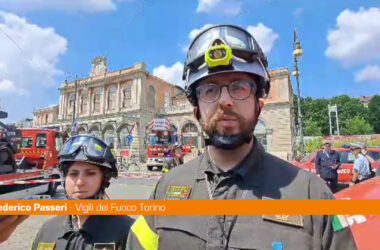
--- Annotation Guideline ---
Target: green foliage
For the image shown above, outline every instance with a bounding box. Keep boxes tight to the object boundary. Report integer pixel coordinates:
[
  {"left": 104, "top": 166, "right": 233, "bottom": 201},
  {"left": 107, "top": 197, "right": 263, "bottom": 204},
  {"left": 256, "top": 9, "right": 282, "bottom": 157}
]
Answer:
[
  {"left": 293, "top": 94, "right": 373, "bottom": 136},
  {"left": 367, "top": 139, "right": 380, "bottom": 147},
  {"left": 305, "top": 137, "right": 323, "bottom": 153},
  {"left": 368, "top": 95, "right": 380, "bottom": 133},
  {"left": 342, "top": 116, "right": 373, "bottom": 135},
  {"left": 304, "top": 119, "right": 322, "bottom": 136},
  {"left": 332, "top": 140, "right": 355, "bottom": 148}
]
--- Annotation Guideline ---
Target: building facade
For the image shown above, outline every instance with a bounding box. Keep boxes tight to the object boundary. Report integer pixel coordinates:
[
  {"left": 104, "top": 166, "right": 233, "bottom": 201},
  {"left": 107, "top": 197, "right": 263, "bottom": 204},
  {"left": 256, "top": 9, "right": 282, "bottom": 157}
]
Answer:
[{"left": 34, "top": 58, "right": 295, "bottom": 160}]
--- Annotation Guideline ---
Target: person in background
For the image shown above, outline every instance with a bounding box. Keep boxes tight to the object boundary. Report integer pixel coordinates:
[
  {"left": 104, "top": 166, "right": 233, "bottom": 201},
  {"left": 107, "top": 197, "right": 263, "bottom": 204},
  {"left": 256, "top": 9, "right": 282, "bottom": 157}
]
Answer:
[
  {"left": 315, "top": 140, "right": 341, "bottom": 192},
  {"left": 31, "top": 135, "right": 134, "bottom": 250},
  {"left": 162, "top": 143, "right": 185, "bottom": 173},
  {"left": 350, "top": 142, "right": 371, "bottom": 186},
  {"left": 361, "top": 144, "right": 375, "bottom": 177}
]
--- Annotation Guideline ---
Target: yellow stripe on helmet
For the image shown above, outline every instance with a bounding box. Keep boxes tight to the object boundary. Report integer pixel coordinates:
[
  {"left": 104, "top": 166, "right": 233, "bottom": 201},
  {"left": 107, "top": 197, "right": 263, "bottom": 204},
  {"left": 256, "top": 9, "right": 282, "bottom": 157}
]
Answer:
[{"left": 131, "top": 215, "right": 159, "bottom": 250}]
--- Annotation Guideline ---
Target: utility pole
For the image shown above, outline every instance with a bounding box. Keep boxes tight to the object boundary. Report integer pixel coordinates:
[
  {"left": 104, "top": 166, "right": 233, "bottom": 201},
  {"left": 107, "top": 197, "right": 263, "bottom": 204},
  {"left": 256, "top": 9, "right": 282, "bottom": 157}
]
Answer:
[
  {"left": 292, "top": 29, "right": 305, "bottom": 155},
  {"left": 328, "top": 104, "right": 340, "bottom": 136}
]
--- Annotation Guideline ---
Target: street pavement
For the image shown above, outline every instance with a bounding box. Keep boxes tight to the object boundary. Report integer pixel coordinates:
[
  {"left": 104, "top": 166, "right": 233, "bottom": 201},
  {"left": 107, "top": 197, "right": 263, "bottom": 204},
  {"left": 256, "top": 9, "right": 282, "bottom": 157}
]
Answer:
[{"left": 0, "top": 170, "right": 160, "bottom": 250}]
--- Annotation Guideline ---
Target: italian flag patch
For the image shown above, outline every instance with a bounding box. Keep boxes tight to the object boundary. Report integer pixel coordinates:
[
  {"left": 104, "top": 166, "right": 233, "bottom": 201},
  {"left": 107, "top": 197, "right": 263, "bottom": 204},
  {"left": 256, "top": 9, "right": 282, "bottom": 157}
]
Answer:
[{"left": 332, "top": 215, "right": 349, "bottom": 232}]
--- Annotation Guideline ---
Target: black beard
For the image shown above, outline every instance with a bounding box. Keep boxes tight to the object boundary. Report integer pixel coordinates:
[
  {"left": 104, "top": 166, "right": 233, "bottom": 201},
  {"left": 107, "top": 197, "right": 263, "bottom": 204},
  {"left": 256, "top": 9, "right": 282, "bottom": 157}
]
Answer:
[
  {"left": 201, "top": 108, "right": 256, "bottom": 140},
  {"left": 200, "top": 108, "right": 257, "bottom": 150}
]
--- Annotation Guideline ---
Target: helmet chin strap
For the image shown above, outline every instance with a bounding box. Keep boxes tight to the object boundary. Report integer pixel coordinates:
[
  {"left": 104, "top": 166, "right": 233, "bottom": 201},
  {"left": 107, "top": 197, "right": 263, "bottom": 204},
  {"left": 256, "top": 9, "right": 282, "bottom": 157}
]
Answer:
[{"left": 205, "top": 133, "right": 252, "bottom": 150}]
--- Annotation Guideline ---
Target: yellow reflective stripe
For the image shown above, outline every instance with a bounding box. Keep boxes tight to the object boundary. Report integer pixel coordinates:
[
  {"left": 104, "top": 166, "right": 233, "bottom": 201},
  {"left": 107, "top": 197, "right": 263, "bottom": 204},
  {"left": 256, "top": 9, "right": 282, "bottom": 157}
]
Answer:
[{"left": 131, "top": 215, "right": 159, "bottom": 250}]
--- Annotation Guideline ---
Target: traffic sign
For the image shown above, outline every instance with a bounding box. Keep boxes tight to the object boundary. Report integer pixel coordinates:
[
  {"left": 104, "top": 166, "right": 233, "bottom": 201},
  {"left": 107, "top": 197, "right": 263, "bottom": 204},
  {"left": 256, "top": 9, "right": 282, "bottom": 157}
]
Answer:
[{"left": 127, "top": 135, "right": 133, "bottom": 143}]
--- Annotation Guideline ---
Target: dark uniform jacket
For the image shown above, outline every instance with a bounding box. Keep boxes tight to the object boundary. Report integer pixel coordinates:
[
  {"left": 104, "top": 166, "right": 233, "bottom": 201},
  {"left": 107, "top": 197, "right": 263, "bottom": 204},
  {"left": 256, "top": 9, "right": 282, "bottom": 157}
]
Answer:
[
  {"left": 31, "top": 215, "right": 134, "bottom": 250},
  {"left": 127, "top": 139, "right": 356, "bottom": 250},
  {"left": 315, "top": 150, "right": 340, "bottom": 179}
]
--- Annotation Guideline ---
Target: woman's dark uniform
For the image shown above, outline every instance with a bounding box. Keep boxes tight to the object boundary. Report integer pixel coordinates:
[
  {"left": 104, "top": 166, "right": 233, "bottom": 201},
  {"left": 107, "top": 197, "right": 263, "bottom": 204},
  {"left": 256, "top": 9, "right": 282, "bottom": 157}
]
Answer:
[
  {"left": 31, "top": 215, "right": 133, "bottom": 250},
  {"left": 31, "top": 135, "right": 135, "bottom": 250}
]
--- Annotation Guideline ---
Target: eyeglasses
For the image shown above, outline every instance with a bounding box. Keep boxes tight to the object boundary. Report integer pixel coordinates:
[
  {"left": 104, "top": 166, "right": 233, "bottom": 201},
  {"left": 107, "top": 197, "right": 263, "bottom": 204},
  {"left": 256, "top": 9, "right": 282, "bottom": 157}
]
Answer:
[{"left": 196, "top": 80, "right": 256, "bottom": 103}]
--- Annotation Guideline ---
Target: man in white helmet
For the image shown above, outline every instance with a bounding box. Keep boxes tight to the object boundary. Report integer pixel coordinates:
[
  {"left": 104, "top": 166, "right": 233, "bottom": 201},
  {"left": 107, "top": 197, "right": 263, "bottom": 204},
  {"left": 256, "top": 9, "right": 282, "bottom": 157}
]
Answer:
[
  {"left": 350, "top": 142, "right": 371, "bottom": 186},
  {"left": 127, "top": 24, "right": 356, "bottom": 249}
]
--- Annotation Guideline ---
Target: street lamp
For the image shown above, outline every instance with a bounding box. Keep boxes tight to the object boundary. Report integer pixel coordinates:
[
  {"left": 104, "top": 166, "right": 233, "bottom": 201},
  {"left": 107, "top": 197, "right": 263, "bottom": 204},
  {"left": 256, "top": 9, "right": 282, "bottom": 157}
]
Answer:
[{"left": 292, "top": 29, "right": 305, "bottom": 156}]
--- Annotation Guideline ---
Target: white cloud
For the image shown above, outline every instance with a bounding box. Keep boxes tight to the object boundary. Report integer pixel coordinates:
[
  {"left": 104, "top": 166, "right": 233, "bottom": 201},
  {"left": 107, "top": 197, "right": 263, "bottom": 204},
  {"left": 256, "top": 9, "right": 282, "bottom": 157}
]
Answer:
[
  {"left": 182, "top": 24, "right": 214, "bottom": 53},
  {"left": 0, "top": 0, "right": 130, "bottom": 13},
  {"left": 325, "top": 7, "right": 380, "bottom": 66},
  {"left": 246, "top": 23, "right": 279, "bottom": 54},
  {"left": 355, "top": 64, "right": 380, "bottom": 82},
  {"left": 196, "top": 0, "right": 242, "bottom": 16},
  {"left": 0, "top": 79, "right": 28, "bottom": 95},
  {"left": 189, "top": 24, "right": 214, "bottom": 40},
  {"left": 0, "top": 11, "right": 67, "bottom": 120},
  {"left": 153, "top": 62, "right": 184, "bottom": 88},
  {"left": 293, "top": 7, "right": 304, "bottom": 18},
  {"left": 0, "top": 11, "right": 67, "bottom": 89}
]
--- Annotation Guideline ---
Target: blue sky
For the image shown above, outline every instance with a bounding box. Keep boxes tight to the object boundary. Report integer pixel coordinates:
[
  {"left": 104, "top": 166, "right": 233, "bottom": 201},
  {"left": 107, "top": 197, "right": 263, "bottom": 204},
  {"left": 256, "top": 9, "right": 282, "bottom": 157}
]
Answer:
[{"left": 0, "top": 0, "right": 379, "bottom": 122}]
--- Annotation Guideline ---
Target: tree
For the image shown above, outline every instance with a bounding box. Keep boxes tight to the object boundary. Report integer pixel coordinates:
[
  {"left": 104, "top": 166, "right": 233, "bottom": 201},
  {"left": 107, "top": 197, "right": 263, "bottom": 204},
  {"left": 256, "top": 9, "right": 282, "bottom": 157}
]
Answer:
[
  {"left": 368, "top": 95, "right": 380, "bottom": 133},
  {"left": 342, "top": 116, "right": 373, "bottom": 135},
  {"left": 304, "top": 119, "right": 322, "bottom": 136},
  {"left": 293, "top": 94, "right": 373, "bottom": 136},
  {"left": 330, "top": 95, "right": 370, "bottom": 134},
  {"left": 305, "top": 137, "right": 323, "bottom": 153},
  {"left": 293, "top": 96, "right": 329, "bottom": 135}
]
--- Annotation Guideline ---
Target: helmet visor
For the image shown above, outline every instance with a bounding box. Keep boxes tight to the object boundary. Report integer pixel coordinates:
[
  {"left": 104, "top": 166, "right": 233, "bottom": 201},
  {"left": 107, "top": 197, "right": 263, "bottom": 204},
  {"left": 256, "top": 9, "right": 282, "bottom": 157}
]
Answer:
[
  {"left": 59, "top": 135, "right": 108, "bottom": 159},
  {"left": 187, "top": 25, "right": 256, "bottom": 67}
]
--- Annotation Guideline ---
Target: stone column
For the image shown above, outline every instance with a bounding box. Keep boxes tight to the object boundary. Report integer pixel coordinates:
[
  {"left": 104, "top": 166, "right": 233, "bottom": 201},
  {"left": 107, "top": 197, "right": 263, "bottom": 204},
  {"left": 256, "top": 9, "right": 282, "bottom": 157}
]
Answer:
[
  {"left": 132, "top": 78, "right": 137, "bottom": 105},
  {"left": 136, "top": 78, "right": 142, "bottom": 107},
  {"left": 63, "top": 93, "right": 68, "bottom": 120},
  {"left": 58, "top": 94, "right": 63, "bottom": 120},
  {"left": 102, "top": 86, "right": 106, "bottom": 114},
  {"left": 87, "top": 89, "right": 92, "bottom": 116},
  {"left": 77, "top": 91, "right": 81, "bottom": 118},
  {"left": 117, "top": 82, "right": 121, "bottom": 112}
]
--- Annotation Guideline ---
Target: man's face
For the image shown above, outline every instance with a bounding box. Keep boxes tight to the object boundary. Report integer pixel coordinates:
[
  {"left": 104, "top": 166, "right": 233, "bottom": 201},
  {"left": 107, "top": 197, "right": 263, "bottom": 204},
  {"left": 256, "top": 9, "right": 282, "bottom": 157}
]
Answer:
[
  {"left": 323, "top": 143, "right": 331, "bottom": 150},
  {"left": 351, "top": 148, "right": 361, "bottom": 156},
  {"left": 196, "top": 72, "right": 260, "bottom": 138}
]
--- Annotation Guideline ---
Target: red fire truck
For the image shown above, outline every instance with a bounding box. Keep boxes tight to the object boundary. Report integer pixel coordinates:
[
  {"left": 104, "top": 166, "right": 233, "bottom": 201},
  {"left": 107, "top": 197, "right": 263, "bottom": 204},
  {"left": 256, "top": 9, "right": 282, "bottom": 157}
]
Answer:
[
  {"left": 146, "top": 118, "right": 176, "bottom": 171},
  {"left": 0, "top": 128, "right": 67, "bottom": 199},
  {"left": 146, "top": 118, "right": 192, "bottom": 171}
]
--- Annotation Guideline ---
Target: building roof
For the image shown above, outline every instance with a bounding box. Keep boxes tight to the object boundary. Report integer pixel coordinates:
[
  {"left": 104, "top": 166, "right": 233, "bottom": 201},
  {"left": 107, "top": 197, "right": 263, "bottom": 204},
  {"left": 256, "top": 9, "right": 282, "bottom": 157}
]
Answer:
[{"left": 359, "top": 96, "right": 373, "bottom": 103}]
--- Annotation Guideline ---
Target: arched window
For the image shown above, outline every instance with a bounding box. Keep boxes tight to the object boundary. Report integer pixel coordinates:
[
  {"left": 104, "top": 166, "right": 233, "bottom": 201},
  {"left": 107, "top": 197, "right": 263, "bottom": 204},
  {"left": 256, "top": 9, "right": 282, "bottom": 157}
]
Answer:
[
  {"left": 89, "top": 126, "right": 100, "bottom": 138},
  {"left": 68, "top": 93, "right": 75, "bottom": 116},
  {"left": 103, "top": 126, "right": 116, "bottom": 146},
  {"left": 123, "top": 84, "right": 132, "bottom": 108},
  {"left": 78, "top": 127, "right": 86, "bottom": 135},
  {"left": 118, "top": 125, "right": 134, "bottom": 149},
  {"left": 80, "top": 94, "right": 88, "bottom": 114},
  {"left": 254, "top": 120, "right": 268, "bottom": 151},
  {"left": 181, "top": 122, "right": 199, "bottom": 148},
  {"left": 108, "top": 86, "right": 117, "bottom": 111},
  {"left": 93, "top": 90, "right": 101, "bottom": 112},
  {"left": 148, "top": 86, "right": 155, "bottom": 108}
]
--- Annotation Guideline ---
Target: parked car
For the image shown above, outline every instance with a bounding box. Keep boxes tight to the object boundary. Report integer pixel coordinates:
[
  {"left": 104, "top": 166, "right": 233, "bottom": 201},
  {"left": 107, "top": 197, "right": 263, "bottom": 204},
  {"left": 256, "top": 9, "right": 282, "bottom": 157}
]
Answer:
[
  {"left": 292, "top": 147, "right": 380, "bottom": 183},
  {"left": 335, "top": 176, "right": 380, "bottom": 249}
]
